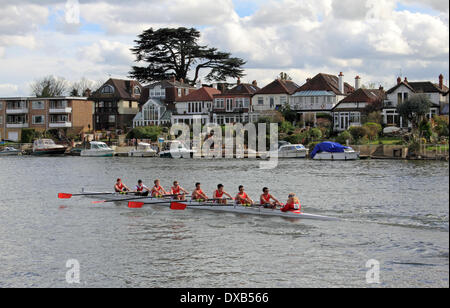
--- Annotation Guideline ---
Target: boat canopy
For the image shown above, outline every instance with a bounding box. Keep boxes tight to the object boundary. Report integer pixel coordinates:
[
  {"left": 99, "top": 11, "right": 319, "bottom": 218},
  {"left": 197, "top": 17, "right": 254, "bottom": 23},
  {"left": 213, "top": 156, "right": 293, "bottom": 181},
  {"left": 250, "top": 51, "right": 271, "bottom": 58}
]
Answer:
[{"left": 311, "top": 142, "right": 349, "bottom": 159}]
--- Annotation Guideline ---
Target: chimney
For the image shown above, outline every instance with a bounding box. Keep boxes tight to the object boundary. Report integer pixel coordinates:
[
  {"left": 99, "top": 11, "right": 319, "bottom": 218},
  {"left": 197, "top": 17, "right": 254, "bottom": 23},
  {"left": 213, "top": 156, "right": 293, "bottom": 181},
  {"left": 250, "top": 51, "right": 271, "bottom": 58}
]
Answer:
[
  {"left": 439, "top": 74, "right": 444, "bottom": 89},
  {"left": 338, "top": 72, "right": 344, "bottom": 94},
  {"left": 83, "top": 88, "right": 92, "bottom": 97},
  {"left": 237, "top": 77, "right": 241, "bottom": 85},
  {"left": 379, "top": 85, "right": 384, "bottom": 91},
  {"left": 170, "top": 75, "right": 176, "bottom": 83},
  {"left": 397, "top": 77, "right": 402, "bottom": 85},
  {"left": 196, "top": 79, "right": 202, "bottom": 89},
  {"left": 355, "top": 75, "right": 361, "bottom": 90},
  {"left": 252, "top": 80, "right": 258, "bottom": 87},
  {"left": 404, "top": 77, "right": 408, "bottom": 83},
  {"left": 179, "top": 78, "right": 184, "bottom": 84}
]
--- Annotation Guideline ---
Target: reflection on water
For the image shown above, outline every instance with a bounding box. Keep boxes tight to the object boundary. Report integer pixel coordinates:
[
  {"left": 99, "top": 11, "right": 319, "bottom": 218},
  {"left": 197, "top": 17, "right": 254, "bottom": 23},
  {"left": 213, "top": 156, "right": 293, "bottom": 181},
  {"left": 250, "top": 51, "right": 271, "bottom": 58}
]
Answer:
[{"left": 0, "top": 157, "right": 448, "bottom": 287}]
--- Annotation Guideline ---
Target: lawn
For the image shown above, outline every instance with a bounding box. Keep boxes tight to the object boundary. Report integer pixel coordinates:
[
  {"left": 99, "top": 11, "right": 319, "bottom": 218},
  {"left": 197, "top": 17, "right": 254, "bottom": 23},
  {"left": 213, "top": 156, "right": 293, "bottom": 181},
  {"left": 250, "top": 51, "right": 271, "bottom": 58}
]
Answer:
[
  {"left": 367, "top": 137, "right": 404, "bottom": 145},
  {"left": 426, "top": 144, "right": 449, "bottom": 152}
]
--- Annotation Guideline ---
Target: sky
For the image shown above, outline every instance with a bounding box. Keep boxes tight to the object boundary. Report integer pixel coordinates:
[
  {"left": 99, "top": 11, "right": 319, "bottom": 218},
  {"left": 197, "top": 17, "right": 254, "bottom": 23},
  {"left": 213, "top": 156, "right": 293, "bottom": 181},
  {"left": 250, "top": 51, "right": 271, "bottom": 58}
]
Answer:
[{"left": 0, "top": 0, "right": 448, "bottom": 96}]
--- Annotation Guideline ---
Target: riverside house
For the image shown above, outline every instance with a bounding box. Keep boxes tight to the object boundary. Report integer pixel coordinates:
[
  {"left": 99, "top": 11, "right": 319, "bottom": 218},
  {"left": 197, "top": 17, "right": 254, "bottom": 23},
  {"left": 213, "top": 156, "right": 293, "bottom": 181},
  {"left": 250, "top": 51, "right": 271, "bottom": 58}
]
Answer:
[
  {"left": 332, "top": 80, "right": 385, "bottom": 132},
  {"left": 90, "top": 78, "right": 143, "bottom": 132},
  {"left": 172, "top": 86, "right": 221, "bottom": 125},
  {"left": 212, "top": 79, "right": 260, "bottom": 125},
  {"left": 0, "top": 96, "right": 93, "bottom": 142},
  {"left": 290, "top": 73, "right": 354, "bottom": 126},
  {"left": 133, "top": 77, "right": 195, "bottom": 127},
  {"left": 251, "top": 79, "right": 300, "bottom": 112},
  {"left": 383, "top": 75, "right": 449, "bottom": 128}
]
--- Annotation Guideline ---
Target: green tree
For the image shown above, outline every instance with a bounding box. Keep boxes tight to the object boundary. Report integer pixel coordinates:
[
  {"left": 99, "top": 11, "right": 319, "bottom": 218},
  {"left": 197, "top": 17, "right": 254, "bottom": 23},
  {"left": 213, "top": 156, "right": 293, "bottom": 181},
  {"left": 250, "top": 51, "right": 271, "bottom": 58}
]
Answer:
[
  {"left": 130, "top": 27, "right": 246, "bottom": 85},
  {"left": 280, "top": 105, "right": 297, "bottom": 122},
  {"left": 396, "top": 94, "right": 431, "bottom": 131},
  {"left": 279, "top": 72, "right": 293, "bottom": 81}
]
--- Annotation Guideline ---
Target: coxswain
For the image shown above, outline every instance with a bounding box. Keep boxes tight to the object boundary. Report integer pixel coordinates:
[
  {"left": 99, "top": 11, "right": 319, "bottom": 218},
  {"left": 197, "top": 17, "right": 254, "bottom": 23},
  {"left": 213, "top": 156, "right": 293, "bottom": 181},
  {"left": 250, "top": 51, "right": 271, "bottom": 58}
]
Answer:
[
  {"left": 114, "top": 178, "right": 130, "bottom": 193},
  {"left": 151, "top": 179, "right": 168, "bottom": 198},
  {"left": 213, "top": 184, "right": 233, "bottom": 204},
  {"left": 192, "top": 183, "right": 209, "bottom": 201},
  {"left": 134, "top": 180, "right": 150, "bottom": 196},
  {"left": 280, "top": 193, "right": 302, "bottom": 213},
  {"left": 235, "top": 185, "right": 254, "bottom": 206},
  {"left": 260, "top": 187, "right": 280, "bottom": 208},
  {"left": 171, "top": 181, "right": 189, "bottom": 200}
]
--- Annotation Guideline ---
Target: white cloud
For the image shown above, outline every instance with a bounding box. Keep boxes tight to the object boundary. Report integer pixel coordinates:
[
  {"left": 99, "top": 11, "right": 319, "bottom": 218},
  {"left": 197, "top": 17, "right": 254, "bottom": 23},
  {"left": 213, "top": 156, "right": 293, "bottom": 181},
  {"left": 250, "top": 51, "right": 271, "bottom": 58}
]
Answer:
[{"left": 0, "top": 83, "right": 19, "bottom": 96}]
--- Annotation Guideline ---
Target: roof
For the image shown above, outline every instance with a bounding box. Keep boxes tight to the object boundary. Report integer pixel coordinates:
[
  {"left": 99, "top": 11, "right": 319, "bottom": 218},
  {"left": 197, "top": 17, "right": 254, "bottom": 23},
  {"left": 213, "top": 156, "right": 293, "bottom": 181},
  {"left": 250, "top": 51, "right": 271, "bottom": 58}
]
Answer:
[
  {"left": 175, "top": 87, "right": 221, "bottom": 102},
  {"left": 214, "top": 83, "right": 260, "bottom": 97},
  {"left": 295, "top": 73, "right": 354, "bottom": 95},
  {"left": 339, "top": 88, "right": 385, "bottom": 103},
  {"left": 90, "top": 78, "right": 143, "bottom": 101},
  {"left": 386, "top": 81, "right": 449, "bottom": 94},
  {"left": 292, "top": 90, "right": 335, "bottom": 97},
  {"left": 254, "top": 79, "right": 300, "bottom": 95}
]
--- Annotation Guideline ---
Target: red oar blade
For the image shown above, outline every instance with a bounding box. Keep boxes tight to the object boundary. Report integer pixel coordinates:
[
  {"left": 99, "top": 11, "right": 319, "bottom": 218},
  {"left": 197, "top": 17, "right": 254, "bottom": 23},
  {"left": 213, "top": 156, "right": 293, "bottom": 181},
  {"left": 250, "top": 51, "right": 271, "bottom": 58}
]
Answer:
[
  {"left": 128, "top": 202, "right": 144, "bottom": 209},
  {"left": 58, "top": 193, "right": 72, "bottom": 199},
  {"left": 170, "top": 202, "right": 187, "bottom": 210},
  {"left": 92, "top": 200, "right": 106, "bottom": 204}
]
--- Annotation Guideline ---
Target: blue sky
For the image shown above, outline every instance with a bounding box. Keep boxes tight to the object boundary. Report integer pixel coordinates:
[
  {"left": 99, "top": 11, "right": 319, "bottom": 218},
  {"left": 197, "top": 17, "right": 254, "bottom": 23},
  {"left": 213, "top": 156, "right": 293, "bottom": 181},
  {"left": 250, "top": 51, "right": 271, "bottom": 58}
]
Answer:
[{"left": 0, "top": 0, "right": 448, "bottom": 96}]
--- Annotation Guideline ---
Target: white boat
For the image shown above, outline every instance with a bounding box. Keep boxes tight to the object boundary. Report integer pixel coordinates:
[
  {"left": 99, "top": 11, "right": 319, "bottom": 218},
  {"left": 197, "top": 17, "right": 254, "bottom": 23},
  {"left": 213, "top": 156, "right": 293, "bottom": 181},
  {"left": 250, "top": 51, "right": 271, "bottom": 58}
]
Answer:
[
  {"left": 311, "top": 142, "right": 359, "bottom": 161},
  {"left": 32, "top": 139, "right": 67, "bottom": 156},
  {"left": 0, "top": 147, "right": 22, "bottom": 156},
  {"left": 267, "top": 143, "right": 308, "bottom": 158},
  {"left": 159, "top": 141, "right": 195, "bottom": 158},
  {"left": 80, "top": 142, "right": 115, "bottom": 157},
  {"left": 128, "top": 142, "right": 157, "bottom": 157},
  {"left": 82, "top": 191, "right": 338, "bottom": 221}
]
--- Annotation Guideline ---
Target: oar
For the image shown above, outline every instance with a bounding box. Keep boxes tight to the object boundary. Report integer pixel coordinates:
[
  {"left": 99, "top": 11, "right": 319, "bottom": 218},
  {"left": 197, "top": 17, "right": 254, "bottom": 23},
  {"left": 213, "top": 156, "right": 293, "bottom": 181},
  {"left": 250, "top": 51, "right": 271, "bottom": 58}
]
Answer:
[
  {"left": 93, "top": 194, "right": 193, "bottom": 204},
  {"left": 58, "top": 192, "right": 117, "bottom": 199},
  {"left": 128, "top": 200, "right": 175, "bottom": 209},
  {"left": 170, "top": 201, "right": 236, "bottom": 211}
]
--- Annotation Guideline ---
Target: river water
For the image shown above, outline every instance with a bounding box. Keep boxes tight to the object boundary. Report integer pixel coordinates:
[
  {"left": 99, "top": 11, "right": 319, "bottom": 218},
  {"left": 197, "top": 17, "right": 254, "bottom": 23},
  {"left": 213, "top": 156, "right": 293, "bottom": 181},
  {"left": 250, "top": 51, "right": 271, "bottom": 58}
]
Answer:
[{"left": 0, "top": 156, "right": 448, "bottom": 288}]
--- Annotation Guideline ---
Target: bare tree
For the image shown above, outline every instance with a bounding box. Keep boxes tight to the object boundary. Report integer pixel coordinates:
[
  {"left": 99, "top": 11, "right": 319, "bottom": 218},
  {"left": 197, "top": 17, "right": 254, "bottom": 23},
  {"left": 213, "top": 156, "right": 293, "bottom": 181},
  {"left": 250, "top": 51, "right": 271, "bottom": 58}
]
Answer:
[
  {"left": 30, "top": 75, "right": 68, "bottom": 97},
  {"left": 70, "top": 77, "right": 103, "bottom": 96}
]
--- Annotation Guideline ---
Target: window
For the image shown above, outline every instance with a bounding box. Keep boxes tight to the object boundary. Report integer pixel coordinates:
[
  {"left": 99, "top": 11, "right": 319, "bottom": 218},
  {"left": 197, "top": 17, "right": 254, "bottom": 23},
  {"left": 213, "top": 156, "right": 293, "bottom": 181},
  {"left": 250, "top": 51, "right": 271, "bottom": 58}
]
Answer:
[
  {"left": 269, "top": 97, "right": 275, "bottom": 108},
  {"left": 32, "top": 115, "right": 45, "bottom": 125},
  {"left": 397, "top": 93, "right": 403, "bottom": 104},
  {"left": 178, "top": 89, "right": 182, "bottom": 97},
  {"left": 32, "top": 101, "right": 45, "bottom": 109},
  {"left": 280, "top": 96, "right": 287, "bottom": 105},
  {"left": 243, "top": 98, "right": 250, "bottom": 108},
  {"left": 108, "top": 115, "right": 116, "bottom": 123},
  {"left": 404, "top": 93, "right": 408, "bottom": 101},
  {"left": 349, "top": 112, "right": 360, "bottom": 124},
  {"left": 0, "top": 102, "right": 3, "bottom": 110},
  {"left": 134, "top": 87, "right": 141, "bottom": 95},
  {"left": 185, "top": 89, "right": 189, "bottom": 95},
  {"left": 0, "top": 115, "right": 2, "bottom": 124},
  {"left": 101, "top": 85, "right": 114, "bottom": 94},
  {"left": 215, "top": 99, "right": 224, "bottom": 108},
  {"left": 258, "top": 97, "right": 264, "bottom": 105},
  {"left": 129, "top": 101, "right": 133, "bottom": 108},
  {"left": 98, "top": 102, "right": 104, "bottom": 108}
]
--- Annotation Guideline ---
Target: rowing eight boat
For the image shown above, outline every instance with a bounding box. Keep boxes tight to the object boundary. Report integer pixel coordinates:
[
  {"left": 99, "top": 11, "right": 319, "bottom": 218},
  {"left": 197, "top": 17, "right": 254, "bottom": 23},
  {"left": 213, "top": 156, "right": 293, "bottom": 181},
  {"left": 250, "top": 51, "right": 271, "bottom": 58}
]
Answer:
[{"left": 82, "top": 190, "right": 338, "bottom": 221}]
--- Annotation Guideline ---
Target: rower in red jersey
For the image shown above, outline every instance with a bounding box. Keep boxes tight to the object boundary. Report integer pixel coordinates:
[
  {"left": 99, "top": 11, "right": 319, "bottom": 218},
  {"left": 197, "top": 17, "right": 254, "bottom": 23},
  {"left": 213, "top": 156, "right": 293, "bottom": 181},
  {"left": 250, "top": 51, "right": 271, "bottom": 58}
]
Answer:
[
  {"left": 114, "top": 178, "right": 130, "bottom": 193},
  {"left": 213, "top": 184, "right": 233, "bottom": 204},
  {"left": 280, "top": 193, "right": 302, "bottom": 213},
  {"left": 260, "top": 187, "right": 280, "bottom": 208},
  {"left": 171, "top": 181, "right": 189, "bottom": 200},
  {"left": 134, "top": 180, "right": 150, "bottom": 196},
  {"left": 151, "top": 179, "right": 168, "bottom": 198},
  {"left": 192, "top": 183, "right": 208, "bottom": 201},
  {"left": 235, "top": 185, "right": 254, "bottom": 206}
]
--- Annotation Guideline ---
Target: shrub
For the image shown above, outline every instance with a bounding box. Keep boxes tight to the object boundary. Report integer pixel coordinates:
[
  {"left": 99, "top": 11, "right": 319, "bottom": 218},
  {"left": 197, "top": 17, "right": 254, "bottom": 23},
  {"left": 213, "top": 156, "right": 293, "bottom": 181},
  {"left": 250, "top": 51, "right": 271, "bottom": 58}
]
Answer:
[
  {"left": 432, "top": 115, "right": 449, "bottom": 137},
  {"left": 127, "top": 126, "right": 162, "bottom": 141},
  {"left": 349, "top": 126, "right": 369, "bottom": 142},
  {"left": 419, "top": 120, "right": 432, "bottom": 141},
  {"left": 280, "top": 121, "right": 294, "bottom": 134},
  {"left": 336, "top": 130, "right": 353, "bottom": 145},
  {"left": 366, "top": 111, "right": 383, "bottom": 124},
  {"left": 21, "top": 129, "right": 36, "bottom": 143},
  {"left": 363, "top": 122, "right": 382, "bottom": 140}
]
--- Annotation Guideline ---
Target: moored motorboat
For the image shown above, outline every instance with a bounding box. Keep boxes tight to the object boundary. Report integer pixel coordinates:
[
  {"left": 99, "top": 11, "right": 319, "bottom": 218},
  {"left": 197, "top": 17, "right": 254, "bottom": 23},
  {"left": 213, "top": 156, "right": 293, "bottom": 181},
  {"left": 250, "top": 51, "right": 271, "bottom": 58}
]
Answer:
[
  {"left": 81, "top": 191, "right": 338, "bottom": 221},
  {"left": 32, "top": 139, "right": 67, "bottom": 156},
  {"left": 80, "top": 141, "right": 115, "bottom": 157},
  {"left": 266, "top": 143, "right": 308, "bottom": 158},
  {"left": 0, "top": 147, "right": 22, "bottom": 156},
  {"left": 159, "top": 141, "right": 195, "bottom": 158},
  {"left": 128, "top": 142, "right": 157, "bottom": 157},
  {"left": 311, "top": 142, "right": 359, "bottom": 161}
]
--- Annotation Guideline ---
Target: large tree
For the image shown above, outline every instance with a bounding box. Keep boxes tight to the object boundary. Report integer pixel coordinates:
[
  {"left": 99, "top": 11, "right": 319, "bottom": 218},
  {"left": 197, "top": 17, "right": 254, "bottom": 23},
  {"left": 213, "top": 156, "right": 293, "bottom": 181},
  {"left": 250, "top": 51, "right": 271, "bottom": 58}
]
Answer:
[
  {"left": 129, "top": 27, "right": 246, "bottom": 85},
  {"left": 396, "top": 94, "right": 431, "bottom": 131},
  {"left": 30, "top": 75, "right": 68, "bottom": 97}
]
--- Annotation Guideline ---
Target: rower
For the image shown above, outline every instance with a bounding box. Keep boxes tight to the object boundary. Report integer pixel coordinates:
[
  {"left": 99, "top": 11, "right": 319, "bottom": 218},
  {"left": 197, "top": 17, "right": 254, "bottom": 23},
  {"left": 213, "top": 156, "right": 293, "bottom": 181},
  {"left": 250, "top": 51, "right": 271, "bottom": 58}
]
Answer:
[
  {"left": 134, "top": 180, "right": 150, "bottom": 196},
  {"left": 151, "top": 179, "right": 168, "bottom": 198},
  {"left": 192, "top": 183, "right": 208, "bottom": 201},
  {"left": 171, "top": 181, "right": 189, "bottom": 200},
  {"left": 235, "top": 185, "right": 254, "bottom": 206},
  {"left": 213, "top": 184, "right": 233, "bottom": 204},
  {"left": 260, "top": 187, "right": 280, "bottom": 208},
  {"left": 280, "top": 193, "right": 302, "bottom": 213},
  {"left": 115, "top": 178, "right": 130, "bottom": 193}
]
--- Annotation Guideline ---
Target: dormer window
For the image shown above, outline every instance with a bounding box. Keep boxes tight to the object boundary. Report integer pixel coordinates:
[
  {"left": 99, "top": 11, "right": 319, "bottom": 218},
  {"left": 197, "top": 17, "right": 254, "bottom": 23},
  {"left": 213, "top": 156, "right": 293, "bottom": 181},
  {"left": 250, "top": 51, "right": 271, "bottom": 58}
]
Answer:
[
  {"left": 134, "top": 86, "right": 141, "bottom": 95},
  {"left": 101, "top": 85, "right": 114, "bottom": 94}
]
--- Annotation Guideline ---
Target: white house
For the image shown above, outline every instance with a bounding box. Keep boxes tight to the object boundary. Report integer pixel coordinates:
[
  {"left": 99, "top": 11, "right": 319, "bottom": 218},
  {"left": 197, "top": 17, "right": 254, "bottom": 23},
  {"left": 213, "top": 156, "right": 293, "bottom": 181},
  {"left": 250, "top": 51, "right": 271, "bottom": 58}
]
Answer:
[
  {"left": 251, "top": 79, "right": 300, "bottom": 112},
  {"left": 383, "top": 75, "right": 448, "bottom": 128},
  {"left": 172, "top": 87, "right": 221, "bottom": 125}
]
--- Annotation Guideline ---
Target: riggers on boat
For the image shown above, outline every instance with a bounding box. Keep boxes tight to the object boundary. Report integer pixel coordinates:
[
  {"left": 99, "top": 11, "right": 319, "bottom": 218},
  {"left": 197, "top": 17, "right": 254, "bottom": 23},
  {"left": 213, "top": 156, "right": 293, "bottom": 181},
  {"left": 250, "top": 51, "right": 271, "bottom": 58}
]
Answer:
[{"left": 82, "top": 191, "right": 338, "bottom": 221}]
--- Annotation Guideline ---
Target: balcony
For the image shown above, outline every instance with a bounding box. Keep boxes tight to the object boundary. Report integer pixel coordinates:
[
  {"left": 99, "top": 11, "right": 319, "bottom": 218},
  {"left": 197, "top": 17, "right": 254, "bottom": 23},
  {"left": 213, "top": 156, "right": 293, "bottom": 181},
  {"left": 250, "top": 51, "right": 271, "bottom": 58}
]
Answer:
[
  {"left": 6, "top": 108, "right": 28, "bottom": 114},
  {"left": 6, "top": 123, "right": 29, "bottom": 128},
  {"left": 49, "top": 122, "right": 72, "bottom": 128},
  {"left": 49, "top": 107, "right": 72, "bottom": 114}
]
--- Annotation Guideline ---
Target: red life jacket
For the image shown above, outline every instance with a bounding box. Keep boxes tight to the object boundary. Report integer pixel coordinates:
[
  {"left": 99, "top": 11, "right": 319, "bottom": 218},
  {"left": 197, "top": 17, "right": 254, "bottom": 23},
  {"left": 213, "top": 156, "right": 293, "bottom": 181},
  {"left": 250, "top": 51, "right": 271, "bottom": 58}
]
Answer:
[
  {"left": 237, "top": 192, "right": 248, "bottom": 204},
  {"left": 116, "top": 183, "right": 124, "bottom": 190},
  {"left": 282, "top": 200, "right": 301, "bottom": 212},
  {"left": 136, "top": 184, "right": 145, "bottom": 192},
  {"left": 261, "top": 194, "right": 272, "bottom": 204},
  {"left": 172, "top": 186, "right": 181, "bottom": 195},
  {"left": 152, "top": 185, "right": 163, "bottom": 196},
  {"left": 215, "top": 190, "right": 224, "bottom": 198}
]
